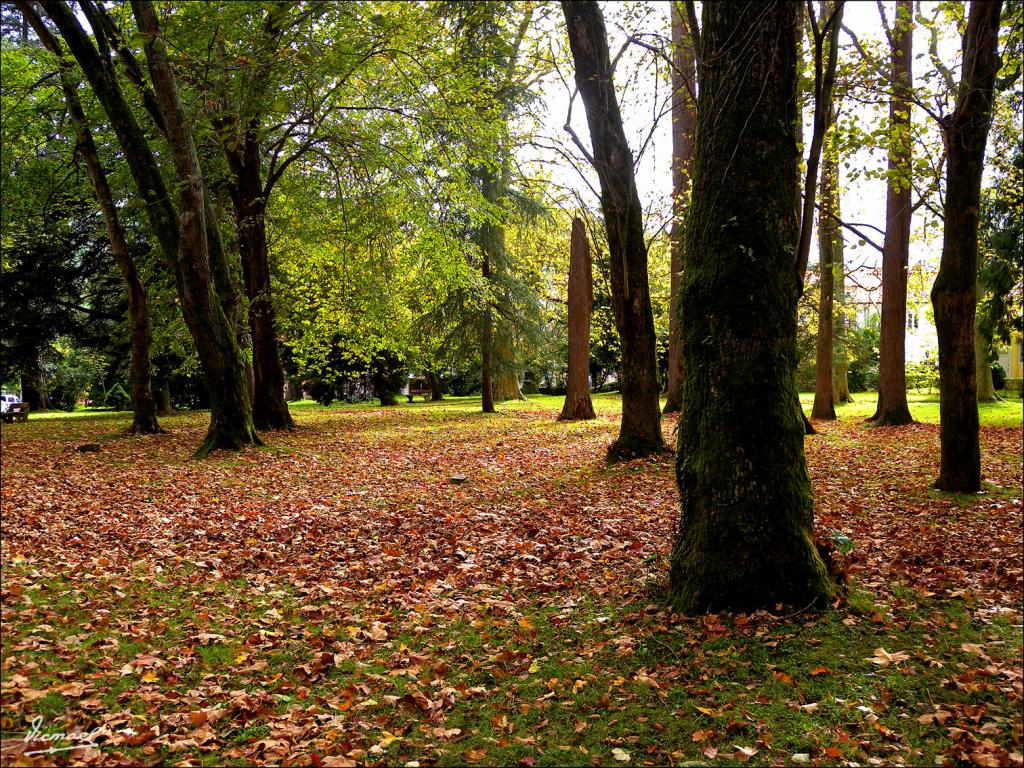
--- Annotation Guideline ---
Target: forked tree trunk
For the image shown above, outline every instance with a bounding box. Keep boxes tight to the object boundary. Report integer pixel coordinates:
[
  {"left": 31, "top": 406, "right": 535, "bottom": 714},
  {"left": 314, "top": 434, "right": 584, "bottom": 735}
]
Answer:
[
  {"left": 668, "top": 0, "right": 834, "bottom": 613},
  {"left": 932, "top": 0, "right": 1002, "bottom": 491},
  {"left": 20, "top": 1, "right": 161, "bottom": 435},
  {"left": 426, "top": 371, "right": 444, "bottom": 401},
  {"left": 227, "top": 130, "right": 293, "bottom": 431},
  {"left": 562, "top": 0, "right": 665, "bottom": 460},
  {"left": 663, "top": 1, "right": 697, "bottom": 415},
  {"left": 871, "top": 0, "right": 914, "bottom": 426},
  {"left": 42, "top": 0, "right": 261, "bottom": 456},
  {"left": 559, "top": 217, "right": 596, "bottom": 421},
  {"left": 20, "top": 366, "right": 47, "bottom": 411}
]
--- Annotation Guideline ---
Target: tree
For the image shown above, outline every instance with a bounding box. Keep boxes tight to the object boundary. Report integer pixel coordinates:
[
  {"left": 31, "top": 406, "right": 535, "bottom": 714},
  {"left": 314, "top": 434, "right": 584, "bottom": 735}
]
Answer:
[
  {"left": 562, "top": 0, "right": 665, "bottom": 461},
  {"left": 663, "top": 1, "right": 697, "bottom": 415},
  {"left": 17, "top": 1, "right": 160, "bottom": 434},
  {"left": 668, "top": 0, "right": 834, "bottom": 612},
  {"left": 811, "top": 0, "right": 845, "bottom": 421},
  {"left": 558, "top": 217, "right": 595, "bottom": 421},
  {"left": 870, "top": 0, "right": 915, "bottom": 427},
  {"left": 39, "top": 0, "right": 260, "bottom": 456},
  {"left": 931, "top": 0, "right": 1003, "bottom": 492}
]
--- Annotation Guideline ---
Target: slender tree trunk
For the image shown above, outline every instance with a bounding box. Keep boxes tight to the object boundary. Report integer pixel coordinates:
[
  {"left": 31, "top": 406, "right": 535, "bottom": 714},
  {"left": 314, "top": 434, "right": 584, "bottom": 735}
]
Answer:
[
  {"left": 932, "top": 0, "right": 1002, "bottom": 492},
  {"left": 481, "top": 232, "right": 496, "bottom": 414},
  {"left": 832, "top": 210, "right": 852, "bottom": 402},
  {"left": 664, "top": 1, "right": 697, "bottom": 415},
  {"left": 426, "top": 371, "right": 444, "bottom": 401},
  {"left": 563, "top": 0, "right": 665, "bottom": 460},
  {"left": 812, "top": 129, "right": 840, "bottom": 420},
  {"left": 19, "top": 0, "right": 161, "bottom": 434},
  {"left": 560, "top": 217, "right": 596, "bottom": 421},
  {"left": 227, "top": 131, "right": 293, "bottom": 430},
  {"left": 871, "top": 0, "right": 914, "bottom": 426},
  {"left": 668, "top": 0, "right": 834, "bottom": 613}
]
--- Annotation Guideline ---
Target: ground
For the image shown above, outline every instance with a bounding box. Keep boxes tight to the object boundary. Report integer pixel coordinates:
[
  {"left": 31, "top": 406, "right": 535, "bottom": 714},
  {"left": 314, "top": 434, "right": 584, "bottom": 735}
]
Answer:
[{"left": 1, "top": 392, "right": 1021, "bottom": 767}]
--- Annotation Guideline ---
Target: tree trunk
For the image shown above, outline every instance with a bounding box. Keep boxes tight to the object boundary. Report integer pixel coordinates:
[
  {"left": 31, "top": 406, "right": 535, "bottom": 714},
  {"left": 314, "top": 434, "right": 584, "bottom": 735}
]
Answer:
[
  {"left": 871, "top": 0, "right": 914, "bottom": 426},
  {"left": 426, "top": 371, "right": 444, "bottom": 401},
  {"left": 975, "top": 323, "right": 998, "bottom": 402},
  {"left": 832, "top": 170, "right": 852, "bottom": 403},
  {"left": 559, "top": 217, "right": 596, "bottom": 421},
  {"left": 481, "top": 229, "right": 496, "bottom": 414},
  {"left": 42, "top": 0, "right": 260, "bottom": 456},
  {"left": 20, "top": 363, "right": 47, "bottom": 411},
  {"left": 562, "top": 0, "right": 665, "bottom": 461},
  {"left": 932, "top": 0, "right": 1002, "bottom": 492},
  {"left": 131, "top": 0, "right": 260, "bottom": 456},
  {"left": 663, "top": 2, "right": 697, "bottom": 415},
  {"left": 20, "top": 0, "right": 161, "bottom": 434},
  {"left": 493, "top": 333, "right": 524, "bottom": 402},
  {"left": 668, "top": 0, "right": 834, "bottom": 613},
  {"left": 155, "top": 386, "right": 172, "bottom": 416},
  {"left": 812, "top": 127, "right": 840, "bottom": 420},
  {"left": 227, "top": 131, "right": 293, "bottom": 430}
]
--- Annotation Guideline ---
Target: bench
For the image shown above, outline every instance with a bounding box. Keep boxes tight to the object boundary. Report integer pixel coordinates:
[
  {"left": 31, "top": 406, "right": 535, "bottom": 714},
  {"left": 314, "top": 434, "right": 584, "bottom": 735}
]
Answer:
[
  {"left": 1, "top": 403, "right": 29, "bottom": 423},
  {"left": 406, "top": 379, "right": 431, "bottom": 402}
]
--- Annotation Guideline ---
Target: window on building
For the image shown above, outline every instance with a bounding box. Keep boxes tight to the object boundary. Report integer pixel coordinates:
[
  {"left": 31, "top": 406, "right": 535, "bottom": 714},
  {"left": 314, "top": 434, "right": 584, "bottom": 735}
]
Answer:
[{"left": 907, "top": 310, "right": 919, "bottom": 331}]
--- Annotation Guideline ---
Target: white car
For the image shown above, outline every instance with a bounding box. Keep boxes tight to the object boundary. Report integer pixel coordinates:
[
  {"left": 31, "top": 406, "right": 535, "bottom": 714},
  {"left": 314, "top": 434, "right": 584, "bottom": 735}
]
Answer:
[{"left": 0, "top": 394, "right": 21, "bottom": 413}]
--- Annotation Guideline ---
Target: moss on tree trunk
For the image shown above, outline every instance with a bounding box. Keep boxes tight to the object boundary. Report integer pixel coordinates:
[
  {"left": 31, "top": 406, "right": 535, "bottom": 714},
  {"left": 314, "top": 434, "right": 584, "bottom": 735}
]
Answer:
[{"left": 668, "top": 0, "right": 834, "bottom": 613}]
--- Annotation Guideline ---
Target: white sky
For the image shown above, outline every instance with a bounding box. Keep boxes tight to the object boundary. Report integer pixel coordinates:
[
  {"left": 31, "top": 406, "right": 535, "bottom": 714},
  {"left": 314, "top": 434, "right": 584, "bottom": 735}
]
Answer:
[{"left": 519, "top": 1, "right": 966, "bottom": 281}]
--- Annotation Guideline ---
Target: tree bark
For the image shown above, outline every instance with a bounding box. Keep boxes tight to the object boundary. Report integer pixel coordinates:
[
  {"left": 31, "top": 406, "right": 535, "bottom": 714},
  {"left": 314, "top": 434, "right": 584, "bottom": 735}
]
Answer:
[
  {"left": 226, "top": 129, "right": 293, "bottom": 430},
  {"left": 559, "top": 217, "right": 596, "bottom": 421},
  {"left": 481, "top": 222, "right": 496, "bottom": 414},
  {"left": 663, "top": 1, "right": 697, "bottom": 415},
  {"left": 932, "top": 0, "right": 1003, "bottom": 492},
  {"left": 562, "top": 0, "right": 665, "bottom": 460},
  {"left": 668, "top": 0, "right": 834, "bottom": 613},
  {"left": 426, "top": 371, "right": 444, "bottom": 401},
  {"left": 871, "top": 0, "right": 914, "bottom": 426},
  {"left": 18, "top": 1, "right": 161, "bottom": 435}
]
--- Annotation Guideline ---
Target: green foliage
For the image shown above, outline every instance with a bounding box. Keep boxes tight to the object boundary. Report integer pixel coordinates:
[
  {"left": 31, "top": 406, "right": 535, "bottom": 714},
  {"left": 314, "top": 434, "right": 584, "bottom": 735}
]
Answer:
[
  {"left": 43, "top": 340, "right": 107, "bottom": 411},
  {"left": 905, "top": 361, "right": 940, "bottom": 393}
]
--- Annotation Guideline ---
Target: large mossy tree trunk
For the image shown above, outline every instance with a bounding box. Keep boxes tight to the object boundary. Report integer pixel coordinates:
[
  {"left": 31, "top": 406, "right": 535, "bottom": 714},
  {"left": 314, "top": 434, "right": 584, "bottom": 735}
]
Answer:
[
  {"left": 493, "top": 333, "right": 525, "bottom": 402},
  {"left": 41, "top": 0, "right": 260, "bottom": 456},
  {"left": 559, "top": 217, "right": 596, "bottom": 421},
  {"left": 226, "top": 129, "right": 293, "bottom": 431},
  {"left": 871, "top": 0, "right": 914, "bottom": 427},
  {"left": 931, "top": 0, "right": 1002, "bottom": 492},
  {"left": 20, "top": 3, "right": 161, "bottom": 435},
  {"left": 562, "top": 0, "right": 665, "bottom": 461},
  {"left": 668, "top": 0, "right": 834, "bottom": 613},
  {"left": 663, "top": 1, "right": 697, "bottom": 415}
]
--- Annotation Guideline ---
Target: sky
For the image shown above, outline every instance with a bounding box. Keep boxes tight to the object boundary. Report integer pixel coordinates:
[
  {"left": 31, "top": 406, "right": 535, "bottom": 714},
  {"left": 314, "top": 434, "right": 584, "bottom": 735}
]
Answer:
[{"left": 519, "top": 1, "right": 968, "bottom": 286}]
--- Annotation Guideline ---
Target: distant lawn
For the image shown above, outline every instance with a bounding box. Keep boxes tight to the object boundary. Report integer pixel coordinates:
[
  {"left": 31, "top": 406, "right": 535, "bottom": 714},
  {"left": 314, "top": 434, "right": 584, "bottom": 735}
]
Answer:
[{"left": 16, "top": 387, "right": 1023, "bottom": 429}]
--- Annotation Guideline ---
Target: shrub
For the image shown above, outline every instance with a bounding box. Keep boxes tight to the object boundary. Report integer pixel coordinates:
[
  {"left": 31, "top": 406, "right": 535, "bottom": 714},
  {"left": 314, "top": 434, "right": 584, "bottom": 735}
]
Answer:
[
  {"left": 906, "top": 361, "right": 940, "bottom": 393},
  {"left": 991, "top": 362, "right": 1007, "bottom": 390},
  {"left": 1005, "top": 377, "right": 1023, "bottom": 395}
]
